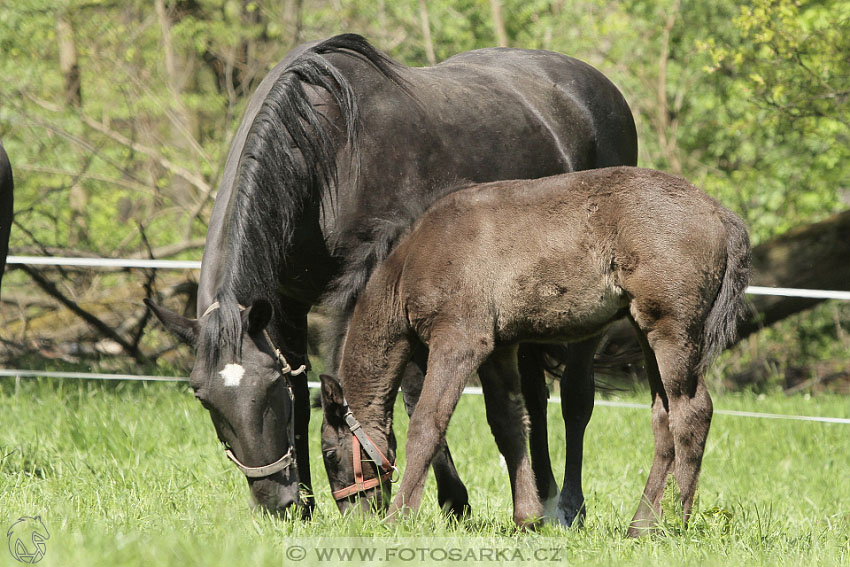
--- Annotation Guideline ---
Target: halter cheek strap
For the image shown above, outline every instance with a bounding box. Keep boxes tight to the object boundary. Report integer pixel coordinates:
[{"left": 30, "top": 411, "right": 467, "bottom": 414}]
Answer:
[
  {"left": 331, "top": 407, "right": 398, "bottom": 501},
  {"left": 202, "top": 300, "right": 305, "bottom": 478}
]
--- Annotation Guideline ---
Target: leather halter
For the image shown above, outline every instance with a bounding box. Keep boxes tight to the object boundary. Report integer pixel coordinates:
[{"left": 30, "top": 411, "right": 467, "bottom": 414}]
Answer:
[
  {"left": 202, "top": 301, "right": 306, "bottom": 479},
  {"left": 331, "top": 405, "right": 398, "bottom": 501}
]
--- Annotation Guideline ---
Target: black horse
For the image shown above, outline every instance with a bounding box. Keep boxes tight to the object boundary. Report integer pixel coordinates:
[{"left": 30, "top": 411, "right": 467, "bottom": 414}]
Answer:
[
  {"left": 146, "top": 34, "right": 638, "bottom": 519},
  {"left": 0, "top": 141, "right": 13, "bottom": 297}
]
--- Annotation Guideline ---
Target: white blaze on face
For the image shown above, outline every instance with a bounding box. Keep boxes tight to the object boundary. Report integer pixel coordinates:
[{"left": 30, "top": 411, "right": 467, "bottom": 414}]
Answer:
[{"left": 219, "top": 363, "right": 245, "bottom": 387}]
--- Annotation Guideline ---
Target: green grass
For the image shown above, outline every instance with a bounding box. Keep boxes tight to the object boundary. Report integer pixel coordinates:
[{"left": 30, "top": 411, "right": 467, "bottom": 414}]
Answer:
[{"left": 1, "top": 376, "right": 848, "bottom": 566}]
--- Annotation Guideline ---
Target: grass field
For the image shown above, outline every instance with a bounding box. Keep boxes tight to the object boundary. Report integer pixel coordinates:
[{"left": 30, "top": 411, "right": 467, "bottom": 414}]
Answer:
[{"left": 1, "top": 375, "right": 848, "bottom": 566}]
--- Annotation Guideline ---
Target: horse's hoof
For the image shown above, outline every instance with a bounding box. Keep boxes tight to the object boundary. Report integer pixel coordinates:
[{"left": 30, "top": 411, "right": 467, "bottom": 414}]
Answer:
[
  {"left": 438, "top": 486, "right": 471, "bottom": 520},
  {"left": 546, "top": 492, "right": 585, "bottom": 528},
  {"left": 299, "top": 501, "right": 315, "bottom": 521}
]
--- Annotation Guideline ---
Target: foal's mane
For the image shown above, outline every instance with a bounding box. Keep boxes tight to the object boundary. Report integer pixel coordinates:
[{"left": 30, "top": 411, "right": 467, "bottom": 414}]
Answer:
[{"left": 202, "top": 34, "right": 405, "bottom": 369}]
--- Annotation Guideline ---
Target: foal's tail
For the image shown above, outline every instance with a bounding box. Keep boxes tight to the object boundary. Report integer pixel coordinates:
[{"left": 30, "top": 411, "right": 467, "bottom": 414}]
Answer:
[{"left": 698, "top": 210, "right": 752, "bottom": 373}]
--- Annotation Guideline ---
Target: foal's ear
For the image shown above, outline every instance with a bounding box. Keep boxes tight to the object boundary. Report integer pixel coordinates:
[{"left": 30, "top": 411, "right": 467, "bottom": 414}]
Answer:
[
  {"left": 319, "top": 374, "right": 346, "bottom": 417},
  {"left": 244, "top": 299, "right": 273, "bottom": 336},
  {"left": 144, "top": 299, "right": 199, "bottom": 347}
]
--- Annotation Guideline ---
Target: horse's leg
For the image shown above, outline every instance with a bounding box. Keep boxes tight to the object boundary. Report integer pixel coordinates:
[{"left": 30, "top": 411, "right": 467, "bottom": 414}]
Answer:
[
  {"left": 282, "top": 302, "right": 315, "bottom": 519},
  {"left": 557, "top": 336, "right": 602, "bottom": 527},
  {"left": 626, "top": 317, "right": 675, "bottom": 537},
  {"left": 400, "top": 350, "right": 471, "bottom": 519},
  {"left": 479, "top": 347, "right": 543, "bottom": 528},
  {"left": 389, "top": 327, "right": 492, "bottom": 518},
  {"left": 292, "top": 369, "right": 314, "bottom": 518},
  {"left": 517, "top": 345, "right": 558, "bottom": 519},
  {"left": 629, "top": 316, "right": 712, "bottom": 535}
]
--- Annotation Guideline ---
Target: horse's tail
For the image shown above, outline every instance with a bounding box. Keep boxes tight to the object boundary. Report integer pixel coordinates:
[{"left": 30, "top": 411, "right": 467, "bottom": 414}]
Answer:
[{"left": 698, "top": 210, "right": 752, "bottom": 373}]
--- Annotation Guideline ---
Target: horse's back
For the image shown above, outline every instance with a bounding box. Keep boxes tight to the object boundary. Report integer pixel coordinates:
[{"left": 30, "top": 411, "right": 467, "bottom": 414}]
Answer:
[
  {"left": 324, "top": 43, "right": 637, "bottom": 227},
  {"left": 431, "top": 47, "right": 638, "bottom": 168}
]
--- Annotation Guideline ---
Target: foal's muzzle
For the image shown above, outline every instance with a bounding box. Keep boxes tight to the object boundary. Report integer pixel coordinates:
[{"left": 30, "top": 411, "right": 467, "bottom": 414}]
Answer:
[{"left": 331, "top": 407, "right": 398, "bottom": 505}]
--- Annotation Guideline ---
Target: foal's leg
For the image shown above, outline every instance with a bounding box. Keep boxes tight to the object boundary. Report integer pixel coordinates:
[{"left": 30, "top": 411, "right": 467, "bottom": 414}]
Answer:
[
  {"left": 389, "top": 327, "right": 492, "bottom": 518},
  {"left": 629, "top": 316, "right": 713, "bottom": 535},
  {"left": 324, "top": 310, "right": 469, "bottom": 517},
  {"left": 557, "top": 336, "right": 602, "bottom": 527},
  {"left": 517, "top": 345, "right": 558, "bottom": 519},
  {"left": 400, "top": 352, "right": 471, "bottom": 519},
  {"left": 479, "top": 347, "right": 543, "bottom": 528},
  {"left": 626, "top": 317, "right": 675, "bottom": 537}
]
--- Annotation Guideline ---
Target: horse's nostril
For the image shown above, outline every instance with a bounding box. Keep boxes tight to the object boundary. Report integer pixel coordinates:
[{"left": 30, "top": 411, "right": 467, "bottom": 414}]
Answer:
[{"left": 193, "top": 389, "right": 212, "bottom": 408}]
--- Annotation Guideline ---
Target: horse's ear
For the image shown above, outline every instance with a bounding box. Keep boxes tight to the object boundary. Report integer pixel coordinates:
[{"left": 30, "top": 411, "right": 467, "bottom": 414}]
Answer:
[
  {"left": 144, "top": 299, "right": 199, "bottom": 347},
  {"left": 245, "top": 299, "right": 273, "bottom": 336},
  {"left": 319, "top": 374, "right": 346, "bottom": 421}
]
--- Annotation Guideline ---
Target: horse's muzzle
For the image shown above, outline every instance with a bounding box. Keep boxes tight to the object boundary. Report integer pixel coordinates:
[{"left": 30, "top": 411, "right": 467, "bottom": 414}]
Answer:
[{"left": 248, "top": 476, "right": 303, "bottom": 517}]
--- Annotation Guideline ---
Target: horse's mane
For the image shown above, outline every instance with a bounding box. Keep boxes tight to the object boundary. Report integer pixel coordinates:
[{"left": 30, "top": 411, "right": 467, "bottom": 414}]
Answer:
[
  {"left": 202, "top": 34, "right": 404, "bottom": 370},
  {"left": 319, "top": 179, "right": 469, "bottom": 369},
  {"left": 323, "top": 178, "right": 472, "bottom": 315}
]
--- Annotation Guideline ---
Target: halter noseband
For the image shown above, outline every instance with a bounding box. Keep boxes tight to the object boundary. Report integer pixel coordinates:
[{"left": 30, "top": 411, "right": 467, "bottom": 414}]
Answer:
[
  {"left": 202, "top": 301, "right": 306, "bottom": 479},
  {"left": 331, "top": 405, "right": 399, "bottom": 501}
]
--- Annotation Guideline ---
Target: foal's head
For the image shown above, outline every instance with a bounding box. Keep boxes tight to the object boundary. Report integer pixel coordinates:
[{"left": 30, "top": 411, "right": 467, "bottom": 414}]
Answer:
[
  {"left": 146, "top": 298, "right": 304, "bottom": 516},
  {"left": 318, "top": 374, "right": 396, "bottom": 515}
]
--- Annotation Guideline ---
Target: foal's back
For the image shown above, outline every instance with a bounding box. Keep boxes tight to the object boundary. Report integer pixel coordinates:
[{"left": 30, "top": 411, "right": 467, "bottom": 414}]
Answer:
[{"left": 379, "top": 167, "right": 732, "bottom": 344}]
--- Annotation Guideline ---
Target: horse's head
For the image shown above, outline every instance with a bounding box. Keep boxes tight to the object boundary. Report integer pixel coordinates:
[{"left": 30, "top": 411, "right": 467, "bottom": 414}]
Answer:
[
  {"left": 146, "top": 297, "right": 303, "bottom": 516},
  {"left": 318, "top": 374, "right": 396, "bottom": 515}
]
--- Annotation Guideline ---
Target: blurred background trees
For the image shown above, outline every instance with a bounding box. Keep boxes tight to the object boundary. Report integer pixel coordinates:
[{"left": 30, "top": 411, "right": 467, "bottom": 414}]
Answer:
[{"left": 1, "top": 0, "right": 848, "bottom": 391}]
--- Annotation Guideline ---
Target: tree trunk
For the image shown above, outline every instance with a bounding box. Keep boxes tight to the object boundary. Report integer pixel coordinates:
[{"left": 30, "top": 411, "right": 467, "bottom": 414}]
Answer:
[
  {"left": 418, "top": 0, "right": 436, "bottom": 65},
  {"left": 737, "top": 208, "right": 850, "bottom": 339},
  {"left": 283, "top": 0, "right": 303, "bottom": 48},
  {"left": 56, "top": 10, "right": 88, "bottom": 246},
  {"left": 490, "top": 0, "right": 509, "bottom": 47},
  {"left": 56, "top": 11, "right": 82, "bottom": 108}
]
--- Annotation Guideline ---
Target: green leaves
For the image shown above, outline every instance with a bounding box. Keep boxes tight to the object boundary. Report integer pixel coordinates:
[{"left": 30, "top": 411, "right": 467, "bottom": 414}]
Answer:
[{"left": 1, "top": 0, "right": 846, "bottom": 253}]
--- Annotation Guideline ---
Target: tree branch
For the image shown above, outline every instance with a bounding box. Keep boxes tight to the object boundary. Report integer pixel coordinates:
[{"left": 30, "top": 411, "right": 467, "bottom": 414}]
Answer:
[{"left": 19, "top": 265, "right": 148, "bottom": 363}]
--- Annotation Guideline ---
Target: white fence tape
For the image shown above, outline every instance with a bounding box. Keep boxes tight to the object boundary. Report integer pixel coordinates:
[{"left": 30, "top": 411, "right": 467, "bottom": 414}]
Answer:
[
  {"left": 0, "top": 371, "right": 847, "bottom": 424},
  {"left": 746, "top": 285, "right": 850, "bottom": 301},
  {"left": 0, "top": 370, "right": 184, "bottom": 382},
  {"left": 6, "top": 255, "right": 202, "bottom": 270},
  {"left": 6, "top": 256, "right": 850, "bottom": 300}
]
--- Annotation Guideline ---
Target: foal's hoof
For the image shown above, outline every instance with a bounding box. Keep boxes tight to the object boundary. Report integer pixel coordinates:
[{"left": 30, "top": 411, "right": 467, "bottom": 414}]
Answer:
[
  {"left": 515, "top": 515, "right": 544, "bottom": 531},
  {"left": 626, "top": 518, "right": 659, "bottom": 538}
]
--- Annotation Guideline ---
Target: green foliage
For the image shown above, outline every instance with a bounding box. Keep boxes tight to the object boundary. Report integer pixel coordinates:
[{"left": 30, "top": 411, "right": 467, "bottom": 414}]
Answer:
[
  {"left": 2, "top": 0, "right": 847, "bottom": 252},
  {"left": 697, "top": 0, "right": 850, "bottom": 242}
]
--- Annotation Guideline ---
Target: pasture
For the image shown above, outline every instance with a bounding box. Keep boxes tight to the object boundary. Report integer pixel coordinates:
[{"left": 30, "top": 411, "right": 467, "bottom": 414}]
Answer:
[{"left": 2, "top": 374, "right": 848, "bottom": 566}]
